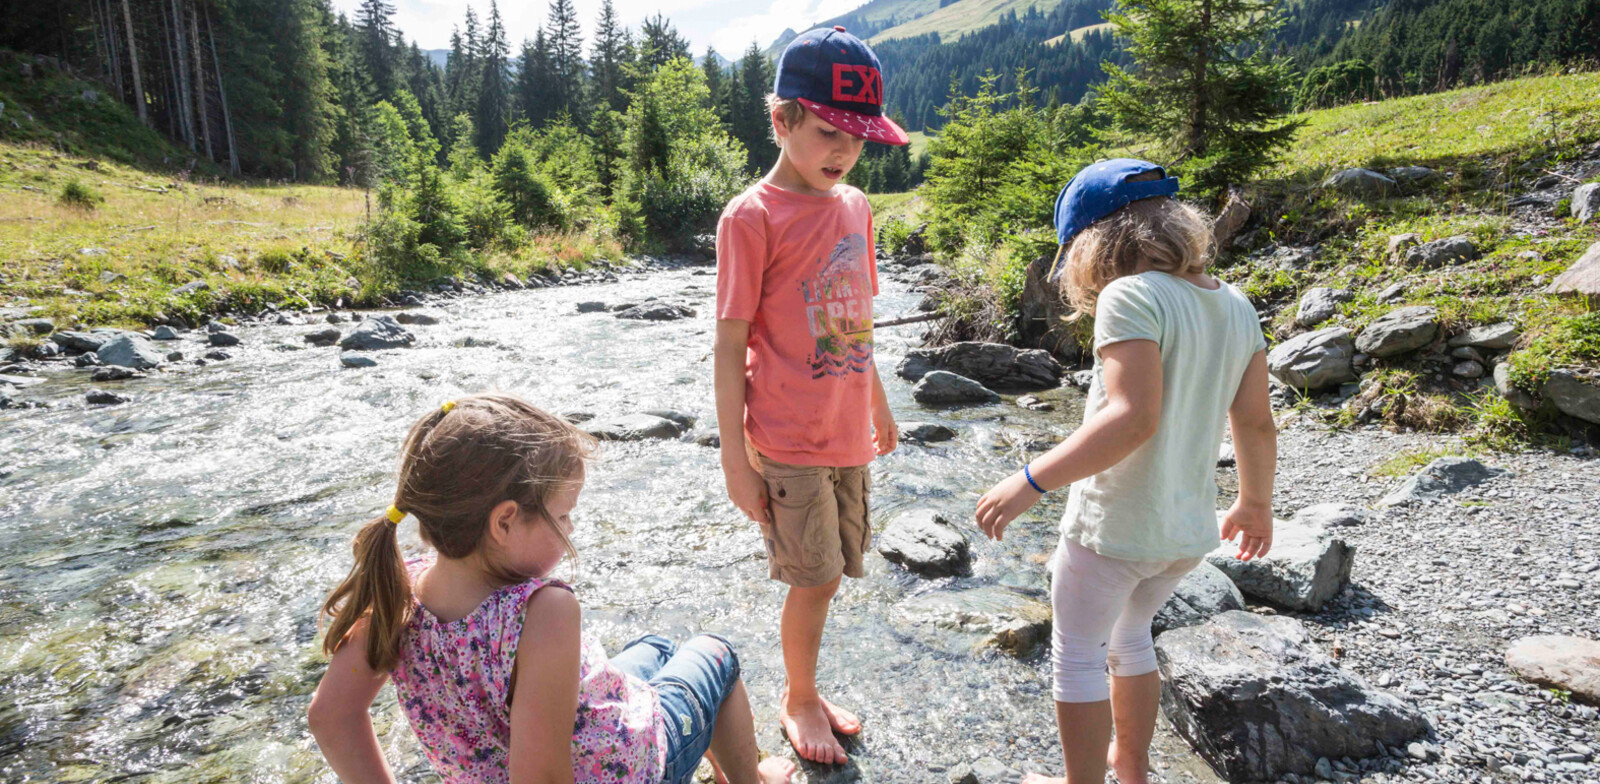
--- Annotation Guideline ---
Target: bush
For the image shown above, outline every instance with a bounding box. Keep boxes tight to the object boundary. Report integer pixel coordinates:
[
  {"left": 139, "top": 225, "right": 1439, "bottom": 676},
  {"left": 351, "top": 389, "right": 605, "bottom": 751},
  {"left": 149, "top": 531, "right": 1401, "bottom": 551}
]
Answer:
[
  {"left": 59, "top": 178, "right": 103, "bottom": 210},
  {"left": 492, "top": 142, "right": 563, "bottom": 230},
  {"left": 629, "top": 135, "right": 748, "bottom": 248}
]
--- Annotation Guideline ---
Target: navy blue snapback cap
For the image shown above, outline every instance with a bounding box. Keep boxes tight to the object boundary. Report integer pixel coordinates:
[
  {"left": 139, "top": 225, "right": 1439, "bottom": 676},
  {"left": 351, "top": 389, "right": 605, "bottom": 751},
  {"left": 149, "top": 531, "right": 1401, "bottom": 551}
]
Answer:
[
  {"left": 1053, "top": 158, "right": 1181, "bottom": 249},
  {"left": 775, "top": 26, "right": 909, "bottom": 145}
]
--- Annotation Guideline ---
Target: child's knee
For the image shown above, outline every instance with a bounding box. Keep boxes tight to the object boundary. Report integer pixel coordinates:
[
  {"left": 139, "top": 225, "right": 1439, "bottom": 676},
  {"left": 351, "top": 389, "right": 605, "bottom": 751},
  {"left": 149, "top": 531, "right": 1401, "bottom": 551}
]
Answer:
[
  {"left": 1105, "top": 634, "right": 1158, "bottom": 677},
  {"left": 687, "top": 633, "right": 742, "bottom": 681},
  {"left": 624, "top": 633, "right": 676, "bottom": 658},
  {"left": 1052, "top": 635, "right": 1113, "bottom": 702}
]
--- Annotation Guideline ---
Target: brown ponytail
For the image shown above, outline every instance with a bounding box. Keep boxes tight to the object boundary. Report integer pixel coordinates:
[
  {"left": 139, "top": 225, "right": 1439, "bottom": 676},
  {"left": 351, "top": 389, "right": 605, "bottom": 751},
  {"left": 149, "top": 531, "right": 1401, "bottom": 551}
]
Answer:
[
  {"left": 320, "top": 394, "right": 595, "bottom": 670},
  {"left": 321, "top": 514, "right": 412, "bottom": 671}
]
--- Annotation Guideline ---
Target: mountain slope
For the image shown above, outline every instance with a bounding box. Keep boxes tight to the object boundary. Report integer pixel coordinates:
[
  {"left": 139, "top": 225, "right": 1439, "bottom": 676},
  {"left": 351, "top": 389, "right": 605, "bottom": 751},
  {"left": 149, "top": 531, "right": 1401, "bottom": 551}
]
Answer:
[
  {"left": 870, "top": 0, "right": 1058, "bottom": 42},
  {"left": 764, "top": 0, "right": 941, "bottom": 55}
]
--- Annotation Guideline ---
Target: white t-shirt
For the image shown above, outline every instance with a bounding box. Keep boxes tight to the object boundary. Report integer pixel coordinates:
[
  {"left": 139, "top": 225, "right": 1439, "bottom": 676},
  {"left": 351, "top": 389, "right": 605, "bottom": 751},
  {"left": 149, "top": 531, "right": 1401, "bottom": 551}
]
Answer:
[{"left": 1062, "top": 271, "right": 1266, "bottom": 561}]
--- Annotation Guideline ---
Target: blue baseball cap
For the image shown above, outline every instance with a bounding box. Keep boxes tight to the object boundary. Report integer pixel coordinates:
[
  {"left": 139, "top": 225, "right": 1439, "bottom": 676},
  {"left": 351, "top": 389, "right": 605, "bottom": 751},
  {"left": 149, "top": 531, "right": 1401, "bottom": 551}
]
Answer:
[
  {"left": 1053, "top": 159, "right": 1181, "bottom": 247},
  {"left": 775, "top": 26, "right": 909, "bottom": 145}
]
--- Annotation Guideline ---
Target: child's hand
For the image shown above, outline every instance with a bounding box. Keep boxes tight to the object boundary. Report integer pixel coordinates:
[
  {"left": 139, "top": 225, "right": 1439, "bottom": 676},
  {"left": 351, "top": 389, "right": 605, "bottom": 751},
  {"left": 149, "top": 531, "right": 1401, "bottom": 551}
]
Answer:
[
  {"left": 872, "top": 403, "right": 897, "bottom": 456},
  {"left": 1220, "top": 499, "right": 1273, "bottom": 561},
  {"left": 723, "top": 459, "right": 771, "bottom": 524},
  {"left": 975, "top": 471, "right": 1041, "bottom": 542}
]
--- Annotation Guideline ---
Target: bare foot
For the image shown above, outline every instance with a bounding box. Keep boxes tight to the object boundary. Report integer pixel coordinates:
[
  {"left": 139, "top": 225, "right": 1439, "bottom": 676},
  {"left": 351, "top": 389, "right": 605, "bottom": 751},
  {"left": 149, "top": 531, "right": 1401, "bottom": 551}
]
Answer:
[
  {"left": 758, "top": 757, "right": 797, "bottom": 783},
  {"left": 1020, "top": 774, "right": 1065, "bottom": 784},
  {"left": 819, "top": 696, "right": 861, "bottom": 735},
  {"left": 779, "top": 691, "right": 848, "bottom": 765}
]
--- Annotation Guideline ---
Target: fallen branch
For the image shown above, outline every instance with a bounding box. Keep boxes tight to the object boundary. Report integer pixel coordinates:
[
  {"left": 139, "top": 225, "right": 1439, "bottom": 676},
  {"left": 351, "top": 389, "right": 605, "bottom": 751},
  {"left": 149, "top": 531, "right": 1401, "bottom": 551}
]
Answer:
[{"left": 875, "top": 312, "right": 943, "bottom": 328}]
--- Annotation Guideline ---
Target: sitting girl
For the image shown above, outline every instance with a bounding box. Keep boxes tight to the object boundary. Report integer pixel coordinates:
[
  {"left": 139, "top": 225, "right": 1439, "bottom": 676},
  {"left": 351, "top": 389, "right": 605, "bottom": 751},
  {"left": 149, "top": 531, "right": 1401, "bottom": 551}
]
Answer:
[{"left": 308, "top": 394, "right": 794, "bottom": 784}]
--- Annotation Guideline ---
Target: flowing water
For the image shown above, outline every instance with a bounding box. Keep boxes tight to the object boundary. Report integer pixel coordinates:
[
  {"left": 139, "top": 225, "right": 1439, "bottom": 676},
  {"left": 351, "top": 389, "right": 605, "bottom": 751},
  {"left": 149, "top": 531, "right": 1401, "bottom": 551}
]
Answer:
[{"left": 0, "top": 264, "right": 1221, "bottom": 782}]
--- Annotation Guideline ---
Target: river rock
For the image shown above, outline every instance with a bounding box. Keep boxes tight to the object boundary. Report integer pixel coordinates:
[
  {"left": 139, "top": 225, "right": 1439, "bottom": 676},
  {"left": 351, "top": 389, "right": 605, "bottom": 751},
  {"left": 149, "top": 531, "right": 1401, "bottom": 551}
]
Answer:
[
  {"left": 581, "top": 413, "right": 683, "bottom": 441},
  {"left": 1542, "top": 369, "right": 1600, "bottom": 425},
  {"left": 393, "top": 310, "right": 441, "bottom": 325},
  {"left": 1322, "top": 168, "right": 1397, "bottom": 199},
  {"left": 150, "top": 325, "right": 181, "bottom": 341},
  {"left": 1573, "top": 182, "right": 1600, "bottom": 223},
  {"left": 1355, "top": 305, "right": 1438, "bottom": 357},
  {"left": 203, "top": 349, "right": 232, "bottom": 361},
  {"left": 893, "top": 586, "right": 1052, "bottom": 658},
  {"left": 1293, "top": 502, "right": 1368, "bottom": 529},
  {"left": 1547, "top": 241, "right": 1600, "bottom": 297},
  {"left": 1404, "top": 235, "right": 1476, "bottom": 268},
  {"left": 1267, "top": 327, "right": 1357, "bottom": 390},
  {"left": 878, "top": 509, "right": 971, "bottom": 578},
  {"left": 1295, "top": 287, "right": 1351, "bottom": 327},
  {"left": 1378, "top": 456, "right": 1505, "bottom": 508},
  {"left": 52, "top": 331, "right": 108, "bottom": 353},
  {"left": 1448, "top": 322, "right": 1519, "bottom": 350},
  {"left": 1452, "top": 359, "right": 1485, "bottom": 378},
  {"left": 14, "top": 318, "right": 53, "bottom": 335},
  {"left": 340, "top": 353, "right": 378, "bottom": 368},
  {"left": 615, "top": 303, "right": 695, "bottom": 321},
  {"left": 303, "top": 328, "right": 340, "bottom": 346},
  {"left": 900, "top": 422, "right": 956, "bottom": 443},
  {"left": 1505, "top": 635, "right": 1600, "bottom": 702},
  {"left": 912, "top": 371, "right": 1001, "bottom": 406},
  {"left": 1156, "top": 612, "right": 1429, "bottom": 782},
  {"left": 338, "top": 316, "right": 415, "bottom": 351},
  {"left": 897, "top": 342, "right": 1063, "bottom": 391},
  {"left": 96, "top": 334, "right": 165, "bottom": 370},
  {"left": 208, "top": 331, "right": 240, "bottom": 347},
  {"left": 640, "top": 409, "right": 697, "bottom": 430},
  {"left": 86, "top": 390, "right": 128, "bottom": 406},
  {"left": 576, "top": 301, "right": 608, "bottom": 313},
  {"left": 948, "top": 757, "right": 1024, "bottom": 784},
  {"left": 1152, "top": 560, "right": 1246, "bottom": 636},
  {"left": 1207, "top": 512, "right": 1352, "bottom": 611},
  {"left": 90, "top": 366, "right": 139, "bottom": 382}
]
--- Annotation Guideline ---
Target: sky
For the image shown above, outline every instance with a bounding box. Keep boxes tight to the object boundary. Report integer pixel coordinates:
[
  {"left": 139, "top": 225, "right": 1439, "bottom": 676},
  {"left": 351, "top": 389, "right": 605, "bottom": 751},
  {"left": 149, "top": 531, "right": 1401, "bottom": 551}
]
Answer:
[{"left": 330, "top": 0, "right": 868, "bottom": 60}]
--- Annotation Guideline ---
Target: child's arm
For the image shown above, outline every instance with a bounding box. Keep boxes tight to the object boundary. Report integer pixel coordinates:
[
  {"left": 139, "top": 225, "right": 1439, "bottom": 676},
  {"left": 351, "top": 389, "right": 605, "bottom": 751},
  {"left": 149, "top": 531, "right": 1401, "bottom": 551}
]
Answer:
[
  {"left": 870, "top": 366, "right": 897, "bottom": 455},
  {"left": 1220, "top": 350, "right": 1276, "bottom": 561},
  {"left": 715, "top": 318, "right": 770, "bottom": 523},
  {"left": 508, "top": 586, "right": 582, "bottom": 784},
  {"left": 307, "top": 621, "right": 397, "bottom": 784},
  {"left": 975, "top": 339, "right": 1163, "bottom": 541}
]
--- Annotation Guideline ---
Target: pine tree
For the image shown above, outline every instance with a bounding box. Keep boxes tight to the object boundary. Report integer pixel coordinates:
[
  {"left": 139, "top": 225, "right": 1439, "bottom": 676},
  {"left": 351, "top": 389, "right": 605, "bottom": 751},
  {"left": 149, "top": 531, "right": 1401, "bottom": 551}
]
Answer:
[
  {"left": 516, "top": 30, "right": 555, "bottom": 129},
  {"left": 589, "top": 0, "right": 631, "bottom": 113},
  {"left": 638, "top": 14, "right": 689, "bottom": 71},
  {"left": 1097, "top": 0, "right": 1301, "bottom": 195},
  {"left": 546, "top": 0, "right": 586, "bottom": 124},
  {"left": 728, "top": 42, "right": 776, "bottom": 173},
  {"left": 702, "top": 47, "right": 728, "bottom": 126},
  {"left": 355, "top": 0, "right": 398, "bottom": 101},
  {"left": 475, "top": 0, "right": 510, "bottom": 156}
]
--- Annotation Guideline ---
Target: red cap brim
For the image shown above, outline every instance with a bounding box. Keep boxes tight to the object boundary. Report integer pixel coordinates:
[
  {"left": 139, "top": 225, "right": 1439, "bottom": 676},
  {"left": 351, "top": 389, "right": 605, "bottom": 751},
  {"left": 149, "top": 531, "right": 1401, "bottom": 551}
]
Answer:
[{"left": 796, "top": 98, "right": 910, "bottom": 145}]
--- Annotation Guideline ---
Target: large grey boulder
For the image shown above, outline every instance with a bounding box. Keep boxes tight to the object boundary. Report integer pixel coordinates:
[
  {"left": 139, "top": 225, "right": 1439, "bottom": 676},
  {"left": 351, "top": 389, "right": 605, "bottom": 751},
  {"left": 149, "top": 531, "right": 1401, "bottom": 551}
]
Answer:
[
  {"left": 303, "top": 327, "right": 341, "bottom": 347},
  {"left": 912, "top": 371, "right": 1002, "bottom": 406},
  {"left": 1542, "top": 369, "right": 1600, "bottom": 425},
  {"left": 1548, "top": 241, "right": 1600, "bottom": 298},
  {"left": 52, "top": 330, "right": 109, "bottom": 353},
  {"left": 1355, "top": 305, "right": 1438, "bottom": 357},
  {"left": 1378, "top": 456, "right": 1505, "bottom": 508},
  {"left": 1206, "top": 512, "right": 1352, "bottom": 611},
  {"left": 878, "top": 509, "right": 972, "bottom": 578},
  {"left": 897, "top": 341, "right": 1063, "bottom": 391},
  {"left": 338, "top": 316, "right": 415, "bottom": 351},
  {"left": 615, "top": 302, "right": 695, "bottom": 321},
  {"left": 1322, "top": 168, "right": 1397, "bottom": 199},
  {"left": 900, "top": 422, "right": 957, "bottom": 443},
  {"left": 1573, "top": 182, "right": 1600, "bottom": 223},
  {"left": 393, "top": 310, "right": 442, "bottom": 325},
  {"left": 1267, "top": 327, "right": 1357, "bottom": 390},
  {"left": 150, "top": 325, "right": 181, "bottom": 341},
  {"left": 893, "top": 586, "right": 1052, "bottom": 658},
  {"left": 96, "top": 334, "right": 165, "bottom": 370},
  {"left": 581, "top": 413, "right": 683, "bottom": 441},
  {"left": 1152, "top": 561, "right": 1246, "bottom": 636},
  {"left": 1292, "top": 502, "right": 1369, "bottom": 529},
  {"left": 1506, "top": 635, "right": 1600, "bottom": 703},
  {"left": 1448, "top": 322, "right": 1519, "bottom": 350},
  {"left": 1404, "top": 235, "right": 1476, "bottom": 268},
  {"left": 1157, "top": 612, "right": 1430, "bottom": 782},
  {"left": 1294, "top": 287, "right": 1351, "bottom": 327}
]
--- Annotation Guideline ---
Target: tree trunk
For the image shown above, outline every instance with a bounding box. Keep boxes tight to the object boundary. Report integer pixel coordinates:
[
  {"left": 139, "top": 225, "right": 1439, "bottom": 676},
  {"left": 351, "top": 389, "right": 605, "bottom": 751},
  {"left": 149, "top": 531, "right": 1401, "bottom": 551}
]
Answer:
[
  {"left": 121, "top": 0, "right": 148, "bottom": 125},
  {"left": 158, "top": 0, "right": 181, "bottom": 139},
  {"left": 191, "top": 2, "right": 213, "bottom": 161},
  {"left": 204, "top": 4, "right": 239, "bottom": 176},
  {"left": 104, "top": 0, "right": 125, "bottom": 100},
  {"left": 170, "top": 0, "right": 195, "bottom": 150}
]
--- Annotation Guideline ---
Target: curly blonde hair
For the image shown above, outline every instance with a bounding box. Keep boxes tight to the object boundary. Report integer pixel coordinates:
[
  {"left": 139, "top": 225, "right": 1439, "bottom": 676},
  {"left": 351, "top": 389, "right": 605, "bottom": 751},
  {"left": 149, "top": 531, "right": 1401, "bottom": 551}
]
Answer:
[{"left": 1051, "top": 176, "right": 1214, "bottom": 317}]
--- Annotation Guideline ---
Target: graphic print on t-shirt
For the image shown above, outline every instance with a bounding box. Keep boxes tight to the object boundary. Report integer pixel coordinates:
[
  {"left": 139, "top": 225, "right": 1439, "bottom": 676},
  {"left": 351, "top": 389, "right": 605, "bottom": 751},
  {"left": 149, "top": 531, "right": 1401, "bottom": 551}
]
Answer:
[{"left": 800, "top": 233, "right": 875, "bottom": 378}]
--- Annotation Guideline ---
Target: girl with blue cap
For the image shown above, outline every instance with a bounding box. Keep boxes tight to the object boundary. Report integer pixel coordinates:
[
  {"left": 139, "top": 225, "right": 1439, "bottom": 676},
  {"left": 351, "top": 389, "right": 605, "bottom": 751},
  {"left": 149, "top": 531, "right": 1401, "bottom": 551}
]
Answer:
[{"left": 973, "top": 160, "right": 1278, "bottom": 784}]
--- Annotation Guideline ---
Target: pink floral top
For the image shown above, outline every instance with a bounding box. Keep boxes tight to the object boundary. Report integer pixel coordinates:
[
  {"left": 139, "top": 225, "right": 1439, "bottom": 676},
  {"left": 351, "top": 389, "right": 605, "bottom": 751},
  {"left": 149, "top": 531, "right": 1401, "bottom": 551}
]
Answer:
[{"left": 389, "top": 560, "right": 667, "bottom": 783}]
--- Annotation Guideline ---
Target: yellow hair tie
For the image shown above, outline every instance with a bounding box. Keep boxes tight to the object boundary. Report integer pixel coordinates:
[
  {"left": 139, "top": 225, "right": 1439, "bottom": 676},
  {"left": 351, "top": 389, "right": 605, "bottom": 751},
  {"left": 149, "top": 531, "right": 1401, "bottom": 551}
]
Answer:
[
  {"left": 441, "top": 401, "right": 457, "bottom": 413},
  {"left": 385, "top": 505, "right": 405, "bottom": 524}
]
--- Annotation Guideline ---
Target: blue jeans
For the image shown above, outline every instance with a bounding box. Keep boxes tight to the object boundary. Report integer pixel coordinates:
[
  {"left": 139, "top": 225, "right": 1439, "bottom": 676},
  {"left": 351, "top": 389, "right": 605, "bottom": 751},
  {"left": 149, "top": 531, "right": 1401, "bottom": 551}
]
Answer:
[{"left": 610, "top": 634, "right": 742, "bottom": 784}]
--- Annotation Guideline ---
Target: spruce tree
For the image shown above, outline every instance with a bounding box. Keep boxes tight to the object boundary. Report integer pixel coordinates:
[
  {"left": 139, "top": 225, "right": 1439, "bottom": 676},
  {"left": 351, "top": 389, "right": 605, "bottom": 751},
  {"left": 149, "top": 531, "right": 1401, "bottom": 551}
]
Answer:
[
  {"left": 702, "top": 47, "right": 728, "bottom": 126},
  {"left": 475, "top": 0, "right": 510, "bottom": 156},
  {"left": 1097, "top": 0, "right": 1300, "bottom": 195},
  {"left": 546, "top": 0, "right": 586, "bottom": 124},
  {"left": 589, "top": 0, "right": 631, "bottom": 113},
  {"left": 638, "top": 14, "right": 689, "bottom": 71},
  {"left": 516, "top": 29, "right": 555, "bottom": 129},
  {"left": 355, "top": 0, "right": 398, "bottom": 101}
]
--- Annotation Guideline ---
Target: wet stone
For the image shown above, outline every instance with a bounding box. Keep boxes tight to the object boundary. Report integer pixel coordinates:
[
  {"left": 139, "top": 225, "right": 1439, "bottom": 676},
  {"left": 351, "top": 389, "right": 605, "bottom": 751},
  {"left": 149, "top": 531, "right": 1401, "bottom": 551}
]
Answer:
[
  {"left": 900, "top": 422, "right": 957, "bottom": 443},
  {"left": 1207, "top": 512, "right": 1353, "bottom": 611},
  {"left": 581, "top": 414, "right": 683, "bottom": 441},
  {"left": 878, "top": 509, "right": 971, "bottom": 578},
  {"left": 893, "top": 585, "right": 1051, "bottom": 658},
  {"left": 208, "top": 331, "right": 240, "bottom": 347},
  {"left": 912, "top": 371, "right": 1001, "bottom": 406},
  {"left": 303, "top": 328, "right": 340, "bottom": 347},
  {"left": 86, "top": 390, "right": 128, "bottom": 406}
]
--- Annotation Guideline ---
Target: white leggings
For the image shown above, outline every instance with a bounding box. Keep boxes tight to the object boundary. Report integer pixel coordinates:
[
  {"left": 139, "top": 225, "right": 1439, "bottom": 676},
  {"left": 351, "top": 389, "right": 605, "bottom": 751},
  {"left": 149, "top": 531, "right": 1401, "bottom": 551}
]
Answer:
[{"left": 1050, "top": 538, "right": 1202, "bottom": 703}]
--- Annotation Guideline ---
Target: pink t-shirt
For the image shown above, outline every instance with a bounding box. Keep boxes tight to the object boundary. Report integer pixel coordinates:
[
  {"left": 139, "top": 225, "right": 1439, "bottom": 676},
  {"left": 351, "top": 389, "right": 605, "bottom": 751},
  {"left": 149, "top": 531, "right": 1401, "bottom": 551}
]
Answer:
[{"left": 716, "top": 180, "right": 880, "bottom": 467}]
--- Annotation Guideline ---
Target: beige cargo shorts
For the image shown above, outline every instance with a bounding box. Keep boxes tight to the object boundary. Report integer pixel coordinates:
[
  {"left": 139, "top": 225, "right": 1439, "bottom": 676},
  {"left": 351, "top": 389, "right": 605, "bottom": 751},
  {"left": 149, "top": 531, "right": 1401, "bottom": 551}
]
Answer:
[{"left": 745, "top": 444, "right": 871, "bottom": 588}]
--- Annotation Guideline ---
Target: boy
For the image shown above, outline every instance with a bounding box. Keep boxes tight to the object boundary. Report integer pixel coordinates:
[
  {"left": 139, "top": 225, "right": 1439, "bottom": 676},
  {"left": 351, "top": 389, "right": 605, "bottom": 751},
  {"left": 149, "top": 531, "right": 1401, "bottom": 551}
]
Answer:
[{"left": 713, "top": 25, "right": 909, "bottom": 767}]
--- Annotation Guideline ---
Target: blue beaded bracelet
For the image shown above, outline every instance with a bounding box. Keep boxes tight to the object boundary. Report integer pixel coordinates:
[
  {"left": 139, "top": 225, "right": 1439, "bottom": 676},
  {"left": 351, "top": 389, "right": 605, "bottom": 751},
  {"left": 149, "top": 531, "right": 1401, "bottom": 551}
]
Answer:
[{"left": 1024, "top": 464, "right": 1046, "bottom": 494}]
